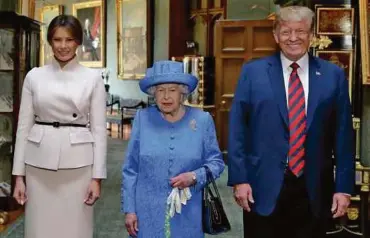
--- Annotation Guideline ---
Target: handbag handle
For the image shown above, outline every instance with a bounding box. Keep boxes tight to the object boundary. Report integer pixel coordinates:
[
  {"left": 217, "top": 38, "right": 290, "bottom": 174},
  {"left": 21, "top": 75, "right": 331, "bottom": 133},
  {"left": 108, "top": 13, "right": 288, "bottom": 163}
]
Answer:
[{"left": 204, "top": 166, "right": 222, "bottom": 200}]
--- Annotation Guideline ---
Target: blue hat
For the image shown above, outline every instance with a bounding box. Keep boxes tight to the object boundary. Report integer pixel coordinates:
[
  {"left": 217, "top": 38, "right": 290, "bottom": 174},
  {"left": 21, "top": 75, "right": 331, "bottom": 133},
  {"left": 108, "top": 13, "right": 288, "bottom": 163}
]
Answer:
[{"left": 139, "top": 60, "right": 198, "bottom": 95}]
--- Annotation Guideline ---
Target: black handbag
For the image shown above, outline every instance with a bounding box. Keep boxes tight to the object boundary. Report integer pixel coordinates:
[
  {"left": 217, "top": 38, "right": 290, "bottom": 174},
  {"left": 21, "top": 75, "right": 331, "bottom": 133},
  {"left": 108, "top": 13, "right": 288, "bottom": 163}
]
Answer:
[{"left": 202, "top": 166, "right": 231, "bottom": 234}]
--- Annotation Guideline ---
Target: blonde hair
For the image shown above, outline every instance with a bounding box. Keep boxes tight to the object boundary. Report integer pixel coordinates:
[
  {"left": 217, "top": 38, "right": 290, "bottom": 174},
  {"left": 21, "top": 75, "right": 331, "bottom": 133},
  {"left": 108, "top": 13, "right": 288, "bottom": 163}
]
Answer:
[{"left": 273, "top": 6, "right": 315, "bottom": 31}]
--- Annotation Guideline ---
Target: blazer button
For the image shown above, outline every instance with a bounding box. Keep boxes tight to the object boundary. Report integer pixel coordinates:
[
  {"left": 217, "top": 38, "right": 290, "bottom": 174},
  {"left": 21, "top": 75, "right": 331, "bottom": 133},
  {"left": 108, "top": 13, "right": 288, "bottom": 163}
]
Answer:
[{"left": 72, "top": 113, "right": 77, "bottom": 118}]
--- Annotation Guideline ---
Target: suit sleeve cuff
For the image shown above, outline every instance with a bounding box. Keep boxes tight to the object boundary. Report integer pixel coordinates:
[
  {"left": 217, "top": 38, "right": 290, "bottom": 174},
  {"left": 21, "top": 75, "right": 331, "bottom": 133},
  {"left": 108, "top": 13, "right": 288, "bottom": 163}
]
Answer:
[
  {"left": 92, "top": 169, "right": 107, "bottom": 179},
  {"left": 339, "top": 193, "right": 351, "bottom": 197},
  {"left": 122, "top": 204, "right": 136, "bottom": 214},
  {"left": 12, "top": 163, "right": 26, "bottom": 176},
  {"left": 193, "top": 167, "right": 206, "bottom": 192}
]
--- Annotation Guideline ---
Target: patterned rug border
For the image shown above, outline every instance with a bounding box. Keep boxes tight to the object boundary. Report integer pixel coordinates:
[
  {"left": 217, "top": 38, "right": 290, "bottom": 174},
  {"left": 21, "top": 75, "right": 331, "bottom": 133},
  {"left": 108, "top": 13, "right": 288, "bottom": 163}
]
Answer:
[{"left": 1, "top": 215, "right": 24, "bottom": 237}]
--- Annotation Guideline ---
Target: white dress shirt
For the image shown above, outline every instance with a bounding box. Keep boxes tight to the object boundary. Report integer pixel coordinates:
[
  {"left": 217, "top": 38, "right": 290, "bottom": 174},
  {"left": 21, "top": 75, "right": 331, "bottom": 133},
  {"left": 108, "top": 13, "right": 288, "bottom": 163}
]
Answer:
[
  {"left": 282, "top": 53, "right": 309, "bottom": 165},
  {"left": 281, "top": 52, "right": 309, "bottom": 113},
  {"left": 280, "top": 53, "right": 350, "bottom": 197}
]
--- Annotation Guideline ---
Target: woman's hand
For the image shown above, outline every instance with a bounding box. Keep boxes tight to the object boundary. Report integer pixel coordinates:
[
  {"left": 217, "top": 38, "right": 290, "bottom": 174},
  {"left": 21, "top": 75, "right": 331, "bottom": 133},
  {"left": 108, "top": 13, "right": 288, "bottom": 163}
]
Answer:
[
  {"left": 84, "top": 179, "right": 101, "bottom": 205},
  {"left": 13, "top": 176, "right": 27, "bottom": 205},
  {"left": 125, "top": 213, "right": 139, "bottom": 237},
  {"left": 170, "top": 172, "right": 196, "bottom": 189}
]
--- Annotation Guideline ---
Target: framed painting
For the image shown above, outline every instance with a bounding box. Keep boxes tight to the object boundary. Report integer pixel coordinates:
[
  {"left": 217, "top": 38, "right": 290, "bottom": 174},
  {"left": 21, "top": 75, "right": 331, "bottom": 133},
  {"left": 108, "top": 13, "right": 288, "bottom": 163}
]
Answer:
[
  {"left": 17, "top": 0, "right": 22, "bottom": 14},
  {"left": 359, "top": 0, "right": 370, "bottom": 84},
  {"left": 28, "top": 0, "right": 36, "bottom": 19},
  {"left": 73, "top": 0, "right": 105, "bottom": 68},
  {"left": 315, "top": 6, "right": 354, "bottom": 35},
  {"left": 315, "top": 50, "right": 353, "bottom": 101},
  {"left": 116, "top": 0, "right": 153, "bottom": 80},
  {"left": 40, "top": 5, "right": 63, "bottom": 66}
]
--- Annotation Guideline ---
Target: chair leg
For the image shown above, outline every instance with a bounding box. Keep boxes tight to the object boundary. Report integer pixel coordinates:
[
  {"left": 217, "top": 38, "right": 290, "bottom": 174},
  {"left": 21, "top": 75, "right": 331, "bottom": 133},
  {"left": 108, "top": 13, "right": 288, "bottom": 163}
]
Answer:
[
  {"left": 106, "top": 122, "right": 111, "bottom": 137},
  {"left": 120, "top": 124, "right": 124, "bottom": 138},
  {"left": 120, "top": 115, "right": 124, "bottom": 139},
  {"left": 116, "top": 124, "right": 121, "bottom": 138}
]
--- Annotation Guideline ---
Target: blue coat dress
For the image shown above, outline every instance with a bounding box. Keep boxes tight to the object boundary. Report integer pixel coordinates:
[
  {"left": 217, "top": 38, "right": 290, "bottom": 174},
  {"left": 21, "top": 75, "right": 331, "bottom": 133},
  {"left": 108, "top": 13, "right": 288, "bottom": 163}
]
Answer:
[{"left": 122, "top": 106, "right": 225, "bottom": 238}]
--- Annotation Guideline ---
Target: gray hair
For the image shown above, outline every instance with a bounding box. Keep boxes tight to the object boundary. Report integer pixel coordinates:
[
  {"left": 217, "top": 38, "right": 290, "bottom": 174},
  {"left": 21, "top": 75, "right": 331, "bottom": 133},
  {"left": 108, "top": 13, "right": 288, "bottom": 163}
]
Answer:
[
  {"left": 273, "top": 6, "right": 315, "bottom": 31},
  {"left": 148, "top": 84, "right": 190, "bottom": 103}
]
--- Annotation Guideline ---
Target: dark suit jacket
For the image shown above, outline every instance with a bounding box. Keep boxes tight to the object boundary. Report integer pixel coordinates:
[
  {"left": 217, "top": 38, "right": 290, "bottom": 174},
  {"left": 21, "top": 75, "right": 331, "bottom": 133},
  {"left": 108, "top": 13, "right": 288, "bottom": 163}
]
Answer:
[{"left": 227, "top": 52, "right": 354, "bottom": 217}]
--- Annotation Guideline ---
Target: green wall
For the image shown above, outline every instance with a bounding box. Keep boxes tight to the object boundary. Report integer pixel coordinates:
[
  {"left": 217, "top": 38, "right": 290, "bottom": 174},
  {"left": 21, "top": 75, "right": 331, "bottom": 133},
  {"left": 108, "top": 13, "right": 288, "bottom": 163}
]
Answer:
[
  {"left": 13, "top": 0, "right": 278, "bottom": 101},
  {"left": 227, "top": 0, "right": 276, "bottom": 19},
  {"left": 12, "top": 0, "right": 370, "bottom": 166},
  {"left": 153, "top": 0, "right": 169, "bottom": 61},
  {"left": 0, "top": 0, "right": 19, "bottom": 12},
  {"left": 32, "top": 0, "right": 149, "bottom": 100}
]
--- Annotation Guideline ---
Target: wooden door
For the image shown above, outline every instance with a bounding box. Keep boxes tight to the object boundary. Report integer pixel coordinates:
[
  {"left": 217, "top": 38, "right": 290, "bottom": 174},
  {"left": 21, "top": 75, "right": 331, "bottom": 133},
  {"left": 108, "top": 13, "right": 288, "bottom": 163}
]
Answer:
[{"left": 214, "top": 20, "right": 278, "bottom": 155}]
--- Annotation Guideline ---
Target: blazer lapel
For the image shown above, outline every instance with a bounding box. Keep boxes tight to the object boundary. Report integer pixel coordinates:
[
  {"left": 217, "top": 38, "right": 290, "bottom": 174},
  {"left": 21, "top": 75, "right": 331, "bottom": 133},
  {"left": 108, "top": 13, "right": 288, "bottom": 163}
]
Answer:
[
  {"left": 52, "top": 57, "right": 87, "bottom": 115},
  {"left": 307, "top": 55, "right": 322, "bottom": 130},
  {"left": 268, "top": 53, "right": 289, "bottom": 127},
  {"left": 65, "top": 68, "right": 88, "bottom": 115}
]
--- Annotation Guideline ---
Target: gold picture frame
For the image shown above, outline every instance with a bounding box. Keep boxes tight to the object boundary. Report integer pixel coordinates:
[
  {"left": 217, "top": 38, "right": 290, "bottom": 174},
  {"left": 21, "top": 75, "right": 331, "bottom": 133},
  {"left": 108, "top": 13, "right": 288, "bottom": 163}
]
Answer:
[
  {"left": 315, "top": 50, "right": 353, "bottom": 102},
  {"left": 73, "top": 0, "right": 105, "bottom": 68},
  {"left": 116, "top": 0, "right": 148, "bottom": 80},
  {"left": 39, "top": 5, "right": 63, "bottom": 66},
  {"left": 359, "top": 0, "right": 370, "bottom": 84},
  {"left": 315, "top": 6, "right": 354, "bottom": 35},
  {"left": 17, "top": 0, "right": 22, "bottom": 14},
  {"left": 28, "top": 0, "right": 36, "bottom": 19}
]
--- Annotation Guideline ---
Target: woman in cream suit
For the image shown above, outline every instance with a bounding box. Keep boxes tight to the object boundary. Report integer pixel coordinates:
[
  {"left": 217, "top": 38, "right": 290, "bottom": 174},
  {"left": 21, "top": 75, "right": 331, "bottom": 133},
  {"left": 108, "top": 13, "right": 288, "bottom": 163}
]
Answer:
[{"left": 12, "top": 15, "right": 107, "bottom": 238}]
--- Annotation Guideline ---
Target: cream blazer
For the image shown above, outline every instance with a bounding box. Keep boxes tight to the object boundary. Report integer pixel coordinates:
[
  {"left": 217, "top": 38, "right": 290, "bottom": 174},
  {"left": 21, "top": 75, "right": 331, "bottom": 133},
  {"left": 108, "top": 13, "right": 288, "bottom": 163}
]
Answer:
[{"left": 12, "top": 57, "right": 107, "bottom": 179}]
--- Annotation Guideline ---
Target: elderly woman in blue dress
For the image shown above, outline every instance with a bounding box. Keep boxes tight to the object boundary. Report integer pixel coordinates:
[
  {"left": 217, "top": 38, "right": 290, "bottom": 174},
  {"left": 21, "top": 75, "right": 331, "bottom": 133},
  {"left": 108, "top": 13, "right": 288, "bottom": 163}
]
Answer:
[{"left": 122, "top": 60, "right": 225, "bottom": 237}]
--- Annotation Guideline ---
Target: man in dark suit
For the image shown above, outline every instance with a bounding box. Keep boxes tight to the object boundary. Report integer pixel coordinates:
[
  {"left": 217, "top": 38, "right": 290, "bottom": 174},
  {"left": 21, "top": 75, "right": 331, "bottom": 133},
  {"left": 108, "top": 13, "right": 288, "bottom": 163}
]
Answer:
[{"left": 227, "top": 6, "right": 354, "bottom": 238}]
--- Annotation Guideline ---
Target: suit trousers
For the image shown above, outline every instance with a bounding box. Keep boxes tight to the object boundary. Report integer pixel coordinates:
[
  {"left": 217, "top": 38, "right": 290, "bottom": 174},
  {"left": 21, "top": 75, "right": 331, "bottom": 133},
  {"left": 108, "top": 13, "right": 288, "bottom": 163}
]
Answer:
[{"left": 243, "top": 170, "right": 327, "bottom": 238}]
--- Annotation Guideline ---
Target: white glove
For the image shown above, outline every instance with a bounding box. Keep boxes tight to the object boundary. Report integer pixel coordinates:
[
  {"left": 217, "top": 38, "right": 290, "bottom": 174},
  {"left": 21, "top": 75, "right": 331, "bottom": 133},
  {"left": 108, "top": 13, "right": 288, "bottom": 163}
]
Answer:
[{"left": 167, "top": 187, "right": 192, "bottom": 218}]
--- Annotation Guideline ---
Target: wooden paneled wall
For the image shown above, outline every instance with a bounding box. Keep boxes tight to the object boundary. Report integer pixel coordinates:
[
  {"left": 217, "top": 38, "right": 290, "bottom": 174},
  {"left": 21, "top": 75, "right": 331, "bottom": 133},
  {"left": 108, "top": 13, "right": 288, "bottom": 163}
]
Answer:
[{"left": 168, "top": 0, "right": 192, "bottom": 57}]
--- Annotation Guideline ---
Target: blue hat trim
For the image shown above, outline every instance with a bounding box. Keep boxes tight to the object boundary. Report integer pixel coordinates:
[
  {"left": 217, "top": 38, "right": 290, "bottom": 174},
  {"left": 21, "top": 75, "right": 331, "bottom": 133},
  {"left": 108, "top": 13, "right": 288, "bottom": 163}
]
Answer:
[{"left": 139, "top": 61, "right": 198, "bottom": 94}]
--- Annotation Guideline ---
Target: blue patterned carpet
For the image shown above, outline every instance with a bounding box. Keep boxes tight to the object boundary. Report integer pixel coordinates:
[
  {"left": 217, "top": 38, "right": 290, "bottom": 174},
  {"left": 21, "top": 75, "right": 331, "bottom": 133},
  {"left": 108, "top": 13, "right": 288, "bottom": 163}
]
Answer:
[
  {"left": 0, "top": 138, "right": 244, "bottom": 238},
  {"left": 0, "top": 137, "right": 360, "bottom": 238}
]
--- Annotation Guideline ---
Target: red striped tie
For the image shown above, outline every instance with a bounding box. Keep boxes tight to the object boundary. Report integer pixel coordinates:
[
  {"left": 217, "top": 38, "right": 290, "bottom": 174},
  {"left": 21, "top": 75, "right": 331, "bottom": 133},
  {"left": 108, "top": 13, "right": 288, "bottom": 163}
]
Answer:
[{"left": 288, "top": 62, "right": 306, "bottom": 177}]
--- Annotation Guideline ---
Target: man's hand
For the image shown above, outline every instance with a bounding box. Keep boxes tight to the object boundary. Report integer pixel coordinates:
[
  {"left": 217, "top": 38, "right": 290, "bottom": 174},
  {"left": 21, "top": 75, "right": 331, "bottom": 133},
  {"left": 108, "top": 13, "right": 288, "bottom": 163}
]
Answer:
[
  {"left": 125, "top": 213, "right": 139, "bottom": 237},
  {"left": 233, "top": 183, "right": 254, "bottom": 212},
  {"left": 331, "top": 193, "right": 351, "bottom": 218}
]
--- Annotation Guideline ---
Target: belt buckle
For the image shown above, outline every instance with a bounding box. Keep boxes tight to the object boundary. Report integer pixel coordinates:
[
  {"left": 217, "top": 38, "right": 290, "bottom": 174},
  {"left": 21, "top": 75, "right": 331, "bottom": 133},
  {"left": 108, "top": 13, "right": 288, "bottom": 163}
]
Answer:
[{"left": 52, "top": 122, "right": 60, "bottom": 128}]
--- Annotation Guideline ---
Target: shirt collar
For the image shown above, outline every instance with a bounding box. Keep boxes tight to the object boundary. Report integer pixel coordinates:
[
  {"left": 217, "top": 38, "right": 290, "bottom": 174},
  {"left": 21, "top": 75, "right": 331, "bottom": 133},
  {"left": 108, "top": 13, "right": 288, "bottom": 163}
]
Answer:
[
  {"left": 280, "top": 52, "right": 309, "bottom": 73},
  {"left": 51, "top": 55, "right": 80, "bottom": 72}
]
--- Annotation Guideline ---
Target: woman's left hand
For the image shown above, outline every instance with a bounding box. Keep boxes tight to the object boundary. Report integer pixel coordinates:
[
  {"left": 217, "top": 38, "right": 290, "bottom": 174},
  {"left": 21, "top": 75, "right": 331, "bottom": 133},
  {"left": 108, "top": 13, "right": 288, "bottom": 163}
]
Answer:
[
  {"left": 84, "top": 179, "right": 101, "bottom": 206},
  {"left": 170, "top": 172, "right": 196, "bottom": 189}
]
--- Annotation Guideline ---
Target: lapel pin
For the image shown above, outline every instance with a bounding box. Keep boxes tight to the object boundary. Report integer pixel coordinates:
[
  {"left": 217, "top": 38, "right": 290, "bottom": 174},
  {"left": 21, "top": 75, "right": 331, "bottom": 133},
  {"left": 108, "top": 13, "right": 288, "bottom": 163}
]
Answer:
[
  {"left": 189, "top": 119, "right": 197, "bottom": 131},
  {"left": 316, "top": 71, "right": 321, "bottom": 76}
]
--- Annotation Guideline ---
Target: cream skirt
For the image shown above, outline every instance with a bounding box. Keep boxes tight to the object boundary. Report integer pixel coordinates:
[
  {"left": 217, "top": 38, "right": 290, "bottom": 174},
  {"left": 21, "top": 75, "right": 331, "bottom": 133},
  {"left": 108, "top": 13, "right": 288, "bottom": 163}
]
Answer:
[{"left": 24, "top": 165, "right": 93, "bottom": 238}]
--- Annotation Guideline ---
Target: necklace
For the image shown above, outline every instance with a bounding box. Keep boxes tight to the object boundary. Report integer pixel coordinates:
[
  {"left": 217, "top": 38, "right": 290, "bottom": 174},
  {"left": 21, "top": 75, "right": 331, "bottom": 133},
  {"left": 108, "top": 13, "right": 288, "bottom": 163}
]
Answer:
[{"left": 160, "top": 105, "right": 185, "bottom": 122}]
